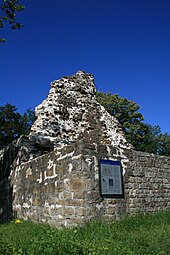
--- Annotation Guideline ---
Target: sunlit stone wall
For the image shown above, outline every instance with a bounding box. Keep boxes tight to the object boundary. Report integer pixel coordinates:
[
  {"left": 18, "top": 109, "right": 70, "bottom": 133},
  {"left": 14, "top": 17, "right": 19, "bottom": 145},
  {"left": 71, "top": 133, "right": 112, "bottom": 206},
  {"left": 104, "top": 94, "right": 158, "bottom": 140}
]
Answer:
[{"left": 0, "top": 71, "right": 170, "bottom": 226}]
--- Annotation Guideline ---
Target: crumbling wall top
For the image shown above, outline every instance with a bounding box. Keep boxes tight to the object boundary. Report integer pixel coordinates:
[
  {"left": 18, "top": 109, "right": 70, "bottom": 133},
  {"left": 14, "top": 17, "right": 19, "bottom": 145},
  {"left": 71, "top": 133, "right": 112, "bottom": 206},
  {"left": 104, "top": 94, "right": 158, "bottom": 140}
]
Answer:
[{"left": 30, "top": 71, "right": 131, "bottom": 149}]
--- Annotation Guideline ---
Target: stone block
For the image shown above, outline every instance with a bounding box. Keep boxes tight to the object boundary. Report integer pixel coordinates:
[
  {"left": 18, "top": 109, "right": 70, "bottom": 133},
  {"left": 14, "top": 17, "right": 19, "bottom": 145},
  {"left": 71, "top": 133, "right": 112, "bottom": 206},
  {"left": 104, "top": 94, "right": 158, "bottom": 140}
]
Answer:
[
  {"left": 46, "top": 167, "right": 54, "bottom": 177},
  {"left": 56, "top": 166, "right": 63, "bottom": 174},
  {"left": 75, "top": 207, "right": 85, "bottom": 216},
  {"left": 106, "top": 206, "right": 116, "bottom": 214},
  {"left": 70, "top": 178, "right": 84, "bottom": 192},
  {"left": 49, "top": 183, "right": 55, "bottom": 193},
  {"left": 32, "top": 198, "right": 38, "bottom": 206},
  {"left": 55, "top": 181, "right": 63, "bottom": 193},
  {"left": 63, "top": 206, "right": 75, "bottom": 217},
  {"left": 59, "top": 191, "right": 73, "bottom": 200},
  {"left": 73, "top": 191, "right": 84, "bottom": 199}
]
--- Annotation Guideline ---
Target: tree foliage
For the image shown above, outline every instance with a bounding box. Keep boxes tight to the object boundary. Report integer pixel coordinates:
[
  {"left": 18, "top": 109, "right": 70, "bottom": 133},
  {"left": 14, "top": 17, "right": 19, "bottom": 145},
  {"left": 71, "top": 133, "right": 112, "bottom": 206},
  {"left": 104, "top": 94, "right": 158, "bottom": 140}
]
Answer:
[
  {"left": 0, "top": 0, "right": 24, "bottom": 42},
  {"left": 159, "top": 133, "right": 170, "bottom": 157},
  {"left": 0, "top": 103, "right": 36, "bottom": 149},
  {"left": 96, "top": 92, "right": 170, "bottom": 156},
  {"left": 96, "top": 92, "right": 144, "bottom": 144}
]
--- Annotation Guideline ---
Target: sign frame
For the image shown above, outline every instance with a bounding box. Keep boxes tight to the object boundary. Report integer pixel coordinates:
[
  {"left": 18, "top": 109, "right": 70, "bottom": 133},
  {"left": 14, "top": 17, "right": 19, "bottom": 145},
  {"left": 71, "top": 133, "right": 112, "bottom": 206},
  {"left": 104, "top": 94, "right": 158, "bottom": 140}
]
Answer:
[{"left": 99, "top": 159, "right": 124, "bottom": 198}]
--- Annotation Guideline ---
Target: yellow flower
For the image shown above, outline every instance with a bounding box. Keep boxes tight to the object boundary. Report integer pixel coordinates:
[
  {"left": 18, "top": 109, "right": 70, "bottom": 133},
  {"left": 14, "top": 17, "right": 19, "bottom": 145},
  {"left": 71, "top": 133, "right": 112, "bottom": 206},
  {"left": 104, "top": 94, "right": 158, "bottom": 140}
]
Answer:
[{"left": 15, "top": 219, "right": 22, "bottom": 224}]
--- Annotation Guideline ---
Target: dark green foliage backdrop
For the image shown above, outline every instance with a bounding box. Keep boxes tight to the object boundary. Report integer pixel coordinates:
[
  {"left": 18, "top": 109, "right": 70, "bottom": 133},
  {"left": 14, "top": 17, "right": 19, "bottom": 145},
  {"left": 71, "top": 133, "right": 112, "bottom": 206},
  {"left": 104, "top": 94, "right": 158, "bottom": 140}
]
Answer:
[
  {"left": 0, "top": 104, "right": 35, "bottom": 149},
  {"left": 96, "top": 92, "right": 170, "bottom": 156}
]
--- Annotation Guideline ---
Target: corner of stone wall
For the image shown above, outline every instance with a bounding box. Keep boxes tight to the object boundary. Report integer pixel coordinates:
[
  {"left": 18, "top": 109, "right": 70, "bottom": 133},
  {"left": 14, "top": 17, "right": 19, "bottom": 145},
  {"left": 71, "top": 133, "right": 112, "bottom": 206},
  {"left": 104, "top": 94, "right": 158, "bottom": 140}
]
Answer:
[{"left": 10, "top": 139, "right": 130, "bottom": 227}]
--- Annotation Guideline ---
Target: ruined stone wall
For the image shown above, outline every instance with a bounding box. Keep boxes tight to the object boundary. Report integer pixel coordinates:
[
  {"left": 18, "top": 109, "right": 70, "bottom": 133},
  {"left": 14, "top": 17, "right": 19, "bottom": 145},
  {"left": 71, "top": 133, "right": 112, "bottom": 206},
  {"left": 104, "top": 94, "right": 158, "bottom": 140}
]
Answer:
[
  {"left": 10, "top": 142, "right": 170, "bottom": 227},
  {"left": 0, "top": 71, "right": 170, "bottom": 226},
  {"left": 125, "top": 150, "right": 170, "bottom": 214},
  {"left": 30, "top": 71, "right": 130, "bottom": 150},
  {"left": 11, "top": 139, "right": 128, "bottom": 227}
]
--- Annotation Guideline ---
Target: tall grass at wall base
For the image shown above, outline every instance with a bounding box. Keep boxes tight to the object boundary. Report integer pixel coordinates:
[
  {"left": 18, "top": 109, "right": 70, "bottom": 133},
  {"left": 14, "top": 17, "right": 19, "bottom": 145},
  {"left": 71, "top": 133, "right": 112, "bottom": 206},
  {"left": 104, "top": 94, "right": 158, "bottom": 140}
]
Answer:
[{"left": 0, "top": 211, "right": 170, "bottom": 255}]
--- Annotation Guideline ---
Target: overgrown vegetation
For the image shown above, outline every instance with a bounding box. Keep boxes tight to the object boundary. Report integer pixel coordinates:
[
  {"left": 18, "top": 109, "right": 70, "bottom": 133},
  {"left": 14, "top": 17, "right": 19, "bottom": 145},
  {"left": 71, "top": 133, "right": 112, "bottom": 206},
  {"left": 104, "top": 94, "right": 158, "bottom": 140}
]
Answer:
[{"left": 0, "top": 211, "right": 170, "bottom": 255}]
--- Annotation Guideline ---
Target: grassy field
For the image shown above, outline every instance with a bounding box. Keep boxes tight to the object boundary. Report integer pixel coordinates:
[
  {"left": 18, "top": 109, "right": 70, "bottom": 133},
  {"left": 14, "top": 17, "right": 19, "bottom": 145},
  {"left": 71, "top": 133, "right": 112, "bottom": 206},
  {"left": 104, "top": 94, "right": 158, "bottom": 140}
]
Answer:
[{"left": 0, "top": 211, "right": 170, "bottom": 255}]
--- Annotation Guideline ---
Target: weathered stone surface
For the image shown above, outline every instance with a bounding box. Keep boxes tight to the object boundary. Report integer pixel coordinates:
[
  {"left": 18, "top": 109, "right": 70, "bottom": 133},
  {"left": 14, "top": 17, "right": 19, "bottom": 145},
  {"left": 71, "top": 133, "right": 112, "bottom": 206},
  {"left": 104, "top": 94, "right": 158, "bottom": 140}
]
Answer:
[
  {"left": 8, "top": 140, "right": 170, "bottom": 227},
  {"left": 30, "top": 71, "right": 130, "bottom": 150},
  {"left": 0, "top": 71, "right": 170, "bottom": 227},
  {"left": 29, "top": 134, "right": 54, "bottom": 151},
  {"left": 124, "top": 150, "right": 170, "bottom": 214}
]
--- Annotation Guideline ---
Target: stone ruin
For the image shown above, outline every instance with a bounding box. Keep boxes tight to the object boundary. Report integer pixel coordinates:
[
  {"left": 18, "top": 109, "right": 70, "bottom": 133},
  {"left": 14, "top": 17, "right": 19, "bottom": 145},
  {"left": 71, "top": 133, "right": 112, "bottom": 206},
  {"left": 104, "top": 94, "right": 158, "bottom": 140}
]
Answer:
[
  {"left": 30, "top": 70, "right": 130, "bottom": 151},
  {"left": 0, "top": 71, "right": 170, "bottom": 226}
]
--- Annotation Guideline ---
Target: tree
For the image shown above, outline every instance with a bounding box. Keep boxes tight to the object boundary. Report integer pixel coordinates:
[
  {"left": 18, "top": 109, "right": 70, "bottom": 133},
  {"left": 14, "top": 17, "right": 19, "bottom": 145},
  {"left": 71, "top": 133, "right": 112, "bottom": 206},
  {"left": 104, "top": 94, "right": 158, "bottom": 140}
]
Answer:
[
  {"left": 22, "top": 108, "right": 37, "bottom": 131},
  {"left": 159, "top": 133, "right": 170, "bottom": 156},
  {"left": 0, "top": 0, "right": 24, "bottom": 42},
  {"left": 96, "top": 92, "right": 170, "bottom": 156},
  {"left": 96, "top": 92, "right": 144, "bottom": 144},
  {"left": 134, "top": 124, "right": 162, "bottom": 154},
  {"left": 0, "top": 103, "right": 36, "bottom": 149}
]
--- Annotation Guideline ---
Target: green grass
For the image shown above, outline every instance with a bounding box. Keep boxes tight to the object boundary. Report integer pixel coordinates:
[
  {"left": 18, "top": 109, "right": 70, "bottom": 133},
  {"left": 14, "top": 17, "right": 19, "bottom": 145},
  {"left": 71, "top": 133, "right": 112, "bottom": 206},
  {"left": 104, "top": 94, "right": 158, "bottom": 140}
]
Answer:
[{"left": 0, "top": 211, "right": 170, "bottom": 255}]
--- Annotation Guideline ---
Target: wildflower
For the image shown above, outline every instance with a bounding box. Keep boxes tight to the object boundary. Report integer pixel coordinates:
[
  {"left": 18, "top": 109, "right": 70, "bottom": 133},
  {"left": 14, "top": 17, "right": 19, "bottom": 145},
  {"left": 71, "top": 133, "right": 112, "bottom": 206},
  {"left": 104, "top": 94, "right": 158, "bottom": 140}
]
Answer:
[{"left": 15, "top": 219, "right": 22, "bottom": 224}]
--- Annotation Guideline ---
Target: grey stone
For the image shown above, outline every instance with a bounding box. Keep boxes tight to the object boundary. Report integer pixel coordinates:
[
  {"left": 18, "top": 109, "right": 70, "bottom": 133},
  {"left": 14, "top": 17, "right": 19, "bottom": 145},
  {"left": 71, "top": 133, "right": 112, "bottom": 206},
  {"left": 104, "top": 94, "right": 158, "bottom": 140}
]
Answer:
[
  {"left": 0, "top": 71, "right": 170, "bottom": 226},
  {"left": 29, "top": 134, "right": 54, "bottom": 150}
]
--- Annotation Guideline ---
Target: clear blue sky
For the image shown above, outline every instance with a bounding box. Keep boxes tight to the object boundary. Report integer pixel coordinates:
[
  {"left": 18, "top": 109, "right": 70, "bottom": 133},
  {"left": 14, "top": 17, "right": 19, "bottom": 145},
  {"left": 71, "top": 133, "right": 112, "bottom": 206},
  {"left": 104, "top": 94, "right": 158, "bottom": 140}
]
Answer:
[{"left": 1, "top": 0, "right": 170, "bottom": 133}]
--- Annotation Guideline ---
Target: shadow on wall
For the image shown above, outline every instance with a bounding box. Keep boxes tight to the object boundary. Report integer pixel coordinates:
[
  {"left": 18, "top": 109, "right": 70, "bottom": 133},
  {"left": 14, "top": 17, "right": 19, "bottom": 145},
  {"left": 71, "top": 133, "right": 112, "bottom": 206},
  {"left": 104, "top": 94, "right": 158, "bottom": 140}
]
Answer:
[
  {"left": 0, "top": 143, "right": 18, "bottom": 223},
  {"left": 0, "top": 181, "right": 13, "bottom": 223}
]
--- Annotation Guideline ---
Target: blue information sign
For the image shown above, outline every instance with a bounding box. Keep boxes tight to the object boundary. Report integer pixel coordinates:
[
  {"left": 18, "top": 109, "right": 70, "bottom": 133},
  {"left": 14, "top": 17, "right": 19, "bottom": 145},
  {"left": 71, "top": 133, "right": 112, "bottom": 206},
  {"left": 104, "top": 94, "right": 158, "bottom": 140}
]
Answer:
[{"left": 99, "top": 160, "right": 124, "bottom": 197}]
